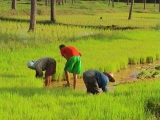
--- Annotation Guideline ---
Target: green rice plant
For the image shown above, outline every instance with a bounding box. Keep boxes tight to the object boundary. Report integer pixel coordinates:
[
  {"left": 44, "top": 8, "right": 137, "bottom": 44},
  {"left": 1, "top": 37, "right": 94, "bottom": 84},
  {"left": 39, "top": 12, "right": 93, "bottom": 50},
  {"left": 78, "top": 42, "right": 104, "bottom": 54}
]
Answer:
[
  {"left": 146, "top": 56, "right": 154, "bottom": 63},
  {"left": 145, "top": 99, "right": 160, "bottom": 119},
  {"left": 155, "top": 65, "right": 160, "bottom": 70},
  {"left": 140, "top": 56, "right": 146, "bottom": 64},
  {"left": 154, "top": 23, "right": 160, "bottom": 30},
  {"left": 1, "top": 1, "right": 160, "bottom": 29},
  {"left": 137, "top": 69, "right": 160, "bottom": 79},
  {"left": 152, "top": 71, "right": 160, "bottom": 78},
  {"left": 137, "top": 71, "right": 152, "bottom": 79},
  {"left": 156, "top": 53, "right": 160, "bottom": 60},
  {"left": 128, "top": 57, "right": 140, "bottom": 65},
  {"left": 1, "top": 69, "right": 160, "bottom": 120}
]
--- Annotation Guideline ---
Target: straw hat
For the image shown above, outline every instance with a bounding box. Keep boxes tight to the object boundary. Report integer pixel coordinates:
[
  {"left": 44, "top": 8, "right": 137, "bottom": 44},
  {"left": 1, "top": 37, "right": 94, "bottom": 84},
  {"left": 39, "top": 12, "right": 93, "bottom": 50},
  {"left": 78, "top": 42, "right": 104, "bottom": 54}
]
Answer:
[{"left": 103, "top": 72, "right": 115, "bottom": 82}]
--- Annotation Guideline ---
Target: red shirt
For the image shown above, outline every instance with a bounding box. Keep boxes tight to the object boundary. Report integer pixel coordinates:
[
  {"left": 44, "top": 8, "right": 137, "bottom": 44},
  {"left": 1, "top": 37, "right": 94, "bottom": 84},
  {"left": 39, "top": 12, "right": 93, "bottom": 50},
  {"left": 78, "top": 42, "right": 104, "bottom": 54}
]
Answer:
[{"left": 60, "top": 46, "right": 81, "bottom": 60}]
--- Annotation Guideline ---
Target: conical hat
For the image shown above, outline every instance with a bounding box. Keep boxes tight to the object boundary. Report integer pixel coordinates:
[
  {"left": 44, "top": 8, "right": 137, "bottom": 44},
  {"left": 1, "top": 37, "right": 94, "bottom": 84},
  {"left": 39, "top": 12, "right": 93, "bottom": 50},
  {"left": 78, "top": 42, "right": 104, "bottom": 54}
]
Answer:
[{"left": 103, "top": 72, "right": 115, "bottom": 82}]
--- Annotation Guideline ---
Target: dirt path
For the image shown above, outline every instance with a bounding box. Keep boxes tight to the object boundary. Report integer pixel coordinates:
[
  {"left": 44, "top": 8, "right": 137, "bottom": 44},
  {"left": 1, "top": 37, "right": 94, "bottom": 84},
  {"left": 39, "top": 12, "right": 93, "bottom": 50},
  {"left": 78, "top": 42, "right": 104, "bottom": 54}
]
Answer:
[{"left": 50, "top": 60, "right": 160, "bottom": 92}]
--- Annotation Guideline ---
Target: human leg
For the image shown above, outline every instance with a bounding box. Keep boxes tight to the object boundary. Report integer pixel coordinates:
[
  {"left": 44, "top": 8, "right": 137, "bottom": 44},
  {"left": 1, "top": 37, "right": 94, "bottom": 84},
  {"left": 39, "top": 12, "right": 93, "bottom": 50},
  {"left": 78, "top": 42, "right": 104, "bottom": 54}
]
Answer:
[
  {"left": 45, "top": 66, "right": 56, "bottom": 86},
  {"left": 45, "top": 75, "right": 52, "bottom": 86},
  {"left": 87, "top": 79, "right": 100, "bottom": 94},
  {"left": 65, "top": 70, "right": 70, "bottom": 86},
  {"left": 64, "top": 56, "right": 81, "bottom": 89},
  {"left": 83, "top": 73, "right": 99, "bottom": 94},
  {"left": 73, "top": 73, "right": 77, "bottom": 90},
  {"left": 83, "top": 73, "right": 90, "bottom": 93}
]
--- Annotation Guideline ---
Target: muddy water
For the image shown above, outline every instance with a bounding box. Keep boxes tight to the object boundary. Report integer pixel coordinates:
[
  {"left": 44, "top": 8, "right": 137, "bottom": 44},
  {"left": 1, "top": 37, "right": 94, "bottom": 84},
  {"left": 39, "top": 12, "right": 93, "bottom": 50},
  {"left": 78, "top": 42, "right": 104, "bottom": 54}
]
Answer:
[{"left": 50, "top": 60, "right": 160, "bottom": 92}]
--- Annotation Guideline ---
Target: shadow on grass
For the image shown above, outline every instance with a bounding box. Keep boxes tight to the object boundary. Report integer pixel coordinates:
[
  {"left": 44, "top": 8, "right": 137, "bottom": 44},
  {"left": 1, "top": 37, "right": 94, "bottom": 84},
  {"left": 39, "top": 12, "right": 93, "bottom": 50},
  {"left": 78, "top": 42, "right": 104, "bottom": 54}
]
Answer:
[
  {"left": 0, "top": 17, "right": 143, "bottom": 31},
  {"left": 0, "top": 73, "right": 26, "bottom": 78},
  {"left": 145, "top": 99, "right": 160, "bottom": 119},
  {"left": 18, "top": 2, "right": 44, "bottom": 6},
  {"left": 0, "top": 86, "right": 85, "bottom": 97}
]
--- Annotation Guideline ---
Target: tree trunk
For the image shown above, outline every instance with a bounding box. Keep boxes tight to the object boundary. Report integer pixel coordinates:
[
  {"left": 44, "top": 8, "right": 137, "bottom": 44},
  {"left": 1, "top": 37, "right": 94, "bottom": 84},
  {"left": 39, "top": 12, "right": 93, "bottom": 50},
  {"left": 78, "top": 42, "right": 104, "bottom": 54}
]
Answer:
[
  {"left": 45, "top": 0, "right": 49, "bottom": 6},
  {"left": 51, "top": 0, "right": 56, "bottom": 22},
  {"left": 159, "top": 0, "right": 160, "bottom": 12},
  {"left": 108, "top": 0, "right": 110, "bottom": 6},
  {"left": 127, "top": 0, "right": 129, "bottom": 5},
  {"left": 28, "top": 0, "right": 36, "bottom": 32},
  {"left": 11, "top": 0, "right": 16, "bottom": 9},
  {"left": 128, "top": 0, "right": 134, "bottom": 20},
  {"left": 144, "top": 0, "right": 146, "bottom": 9},
  {"left": 62, "top": 0, "right": 64, "bottom": 5},
  {"left": 154, "top": 0, "right": 156, "bottom": 7},
  {"left": 112, "top": 0, "right": 114, "bottom": 7}
]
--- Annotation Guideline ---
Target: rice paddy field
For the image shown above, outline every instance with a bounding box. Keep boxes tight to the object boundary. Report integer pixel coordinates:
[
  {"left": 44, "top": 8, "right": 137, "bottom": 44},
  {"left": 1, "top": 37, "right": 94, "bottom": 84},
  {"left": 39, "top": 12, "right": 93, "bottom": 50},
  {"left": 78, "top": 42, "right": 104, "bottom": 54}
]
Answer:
[{"left": 0, "top": 0, "right": 160, "bottom": 120}]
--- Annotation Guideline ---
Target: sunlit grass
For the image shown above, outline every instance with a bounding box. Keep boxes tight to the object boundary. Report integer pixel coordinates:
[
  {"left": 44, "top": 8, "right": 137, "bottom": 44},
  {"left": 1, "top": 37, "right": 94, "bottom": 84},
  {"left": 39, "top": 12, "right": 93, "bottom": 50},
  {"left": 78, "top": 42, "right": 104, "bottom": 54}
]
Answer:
[
  {"left": 0, "top": 19, "right": 160, "bottom": 79},
  {"left": 0, "top": 1, "right": 160, "bottom": 28},
  {"left": 0, "top": 79, "right": 160, "bottom": 120}
]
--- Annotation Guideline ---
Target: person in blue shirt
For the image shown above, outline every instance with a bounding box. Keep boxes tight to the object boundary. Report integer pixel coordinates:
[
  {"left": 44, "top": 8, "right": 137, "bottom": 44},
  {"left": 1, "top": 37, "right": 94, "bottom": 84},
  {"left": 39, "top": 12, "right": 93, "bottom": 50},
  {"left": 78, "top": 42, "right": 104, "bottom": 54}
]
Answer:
[{"left": 83, "top": 70, "right": 115, "bottom": 94}]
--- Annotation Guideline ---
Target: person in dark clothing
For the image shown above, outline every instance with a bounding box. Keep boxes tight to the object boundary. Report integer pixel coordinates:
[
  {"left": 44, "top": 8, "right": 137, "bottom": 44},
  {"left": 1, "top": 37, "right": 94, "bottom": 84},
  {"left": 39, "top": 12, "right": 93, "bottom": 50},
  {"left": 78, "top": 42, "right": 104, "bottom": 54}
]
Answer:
[
  {"left": 27, "top": 57, "right": 56, "bottom": 86},
  {"left": 83, "top": 70, "right": 115, "bottom": 94}
]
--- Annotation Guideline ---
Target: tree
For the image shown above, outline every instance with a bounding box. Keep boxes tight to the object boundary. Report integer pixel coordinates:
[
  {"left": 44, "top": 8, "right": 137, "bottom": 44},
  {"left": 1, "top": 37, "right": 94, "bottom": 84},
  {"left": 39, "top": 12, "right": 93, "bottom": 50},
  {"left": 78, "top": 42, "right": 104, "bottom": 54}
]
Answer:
[
  {"left": 11, "top": 0, "right": 16, "bottom": 9},
  {"left": 51, "top": 0, "right": 56, "bottom": 22},
  {"left": 154, "top": 0, "right": 156, "bottom": 7},
  {"left": 72, "top": 0, "right": 74, "bottom": 4},
  {"left": 128, "top": 0, "right": 134, "bottom": 20},
  {"left": 28, "top": 0, "right": 37, "bottom": 32},
  {"left": 144, "top": 0, "right": 146, "bottom": 9},
  {"left": 64, "top": 0, "right": 66, "bottom": 4},
  {"left": 127, "top": 0, "right": 129, "bottom": 5},
  {"left": 112, "top": 0, "right": 114, "bottom": 7},
  {"left": 159, "top": 0, "right": 160, "bottom": 12},
  {"left": 108, "top": 0, "right": 111, "bottom": 6},
  {"left": 45, "top": 0, "right": 50, "bottom": 6}
]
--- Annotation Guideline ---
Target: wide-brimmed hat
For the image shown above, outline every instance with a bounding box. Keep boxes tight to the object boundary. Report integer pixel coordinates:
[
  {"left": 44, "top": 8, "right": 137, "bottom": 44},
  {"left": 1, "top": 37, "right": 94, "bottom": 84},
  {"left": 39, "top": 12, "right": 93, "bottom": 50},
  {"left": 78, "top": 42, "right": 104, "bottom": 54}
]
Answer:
[{"left": 103, "top": 72, "right": 115, "bottom": 82}]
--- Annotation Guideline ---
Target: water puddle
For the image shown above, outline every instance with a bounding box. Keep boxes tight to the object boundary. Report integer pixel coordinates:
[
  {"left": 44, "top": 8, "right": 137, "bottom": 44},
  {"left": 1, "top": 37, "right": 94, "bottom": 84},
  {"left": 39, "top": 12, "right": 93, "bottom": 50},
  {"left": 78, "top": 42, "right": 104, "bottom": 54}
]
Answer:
[{"left": 50, "top": 60, "right": 160, "bottom": 92}]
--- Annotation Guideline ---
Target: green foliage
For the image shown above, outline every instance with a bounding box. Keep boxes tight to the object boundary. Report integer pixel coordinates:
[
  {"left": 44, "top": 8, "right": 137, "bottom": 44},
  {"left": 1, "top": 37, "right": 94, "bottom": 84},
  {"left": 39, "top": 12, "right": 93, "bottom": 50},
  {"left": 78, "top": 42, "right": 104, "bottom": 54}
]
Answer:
[
  {"left": 137, "top": 69, "right": 160, "bottom": 79},
  {"left": 154, "top": 24, "right": 160, "bottom": 30},
  {"left": 137, "top": 71, "right": 152, "bottom": 79},
  {"left": 155, "top": 65, "right": 160, "bottom": 70},
  {"left": 145, "top": 99, "right": 160, "bottom": 119},
  {"left": 146, "top": 56, "right": 154, "bottom": 63},
  {"left": 0, "top": 79, "right": 160, "bottom": 120}
]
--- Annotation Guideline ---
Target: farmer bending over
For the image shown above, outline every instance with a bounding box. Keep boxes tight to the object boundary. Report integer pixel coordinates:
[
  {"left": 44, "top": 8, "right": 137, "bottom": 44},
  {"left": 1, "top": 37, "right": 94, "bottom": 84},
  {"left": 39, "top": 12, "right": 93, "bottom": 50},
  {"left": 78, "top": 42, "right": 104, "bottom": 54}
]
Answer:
[
  {"left": 83, "top": 70, "right": 115, "bottom": 94},
  {"left": 27, "top": 57, "right": 56, "bottom": 86},
  {"left": 59, "top": 44, "right": 82, "bottom": 90}
]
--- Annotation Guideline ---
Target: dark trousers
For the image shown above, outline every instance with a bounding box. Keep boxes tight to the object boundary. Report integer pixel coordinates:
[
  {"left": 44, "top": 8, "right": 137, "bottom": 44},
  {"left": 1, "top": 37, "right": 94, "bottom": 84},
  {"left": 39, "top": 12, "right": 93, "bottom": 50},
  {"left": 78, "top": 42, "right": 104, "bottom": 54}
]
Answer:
[{"left": 83, "top": 73, "right": 100, "bottom": 94}]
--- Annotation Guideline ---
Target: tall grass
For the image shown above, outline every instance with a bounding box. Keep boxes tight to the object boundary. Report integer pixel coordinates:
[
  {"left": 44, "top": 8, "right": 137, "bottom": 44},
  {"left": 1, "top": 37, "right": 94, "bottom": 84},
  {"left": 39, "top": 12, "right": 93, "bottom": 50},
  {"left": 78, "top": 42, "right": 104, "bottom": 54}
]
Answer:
[
  {"left": 0, "top": 80, "right": 160, "bottom": 120},
  {"left": 0, "top": 19, "right": 160, "bottom": 79}
]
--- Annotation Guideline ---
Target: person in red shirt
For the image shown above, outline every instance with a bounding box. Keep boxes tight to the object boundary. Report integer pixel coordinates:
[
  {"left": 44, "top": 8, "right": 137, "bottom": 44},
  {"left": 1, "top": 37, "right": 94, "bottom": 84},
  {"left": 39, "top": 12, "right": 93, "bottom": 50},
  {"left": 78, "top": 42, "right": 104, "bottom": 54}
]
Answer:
[{"left": 59, "top": 44, "right": 82, "bottom": 90}]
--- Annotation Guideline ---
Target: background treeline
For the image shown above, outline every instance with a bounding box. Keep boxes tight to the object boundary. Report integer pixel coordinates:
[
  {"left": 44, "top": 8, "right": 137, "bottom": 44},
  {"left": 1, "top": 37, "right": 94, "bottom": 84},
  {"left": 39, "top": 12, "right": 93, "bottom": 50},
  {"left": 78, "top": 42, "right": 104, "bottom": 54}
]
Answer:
[{"left": 2, "top": 0, "right": 159, "bottom": 3}]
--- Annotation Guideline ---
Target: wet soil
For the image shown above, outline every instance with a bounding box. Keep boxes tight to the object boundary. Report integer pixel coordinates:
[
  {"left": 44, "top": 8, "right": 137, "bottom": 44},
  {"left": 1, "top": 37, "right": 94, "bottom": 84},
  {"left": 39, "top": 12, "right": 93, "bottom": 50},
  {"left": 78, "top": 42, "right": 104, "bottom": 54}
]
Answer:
[{"left": 50, "top": 60, "right": 160, "bottom": 92}]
